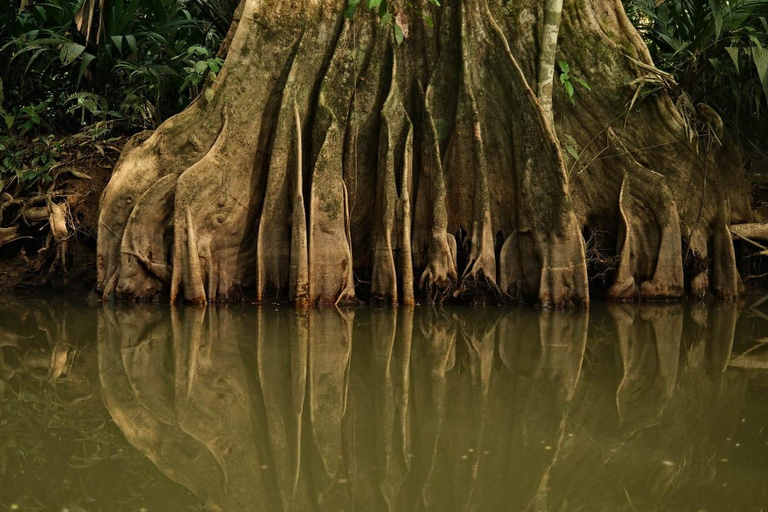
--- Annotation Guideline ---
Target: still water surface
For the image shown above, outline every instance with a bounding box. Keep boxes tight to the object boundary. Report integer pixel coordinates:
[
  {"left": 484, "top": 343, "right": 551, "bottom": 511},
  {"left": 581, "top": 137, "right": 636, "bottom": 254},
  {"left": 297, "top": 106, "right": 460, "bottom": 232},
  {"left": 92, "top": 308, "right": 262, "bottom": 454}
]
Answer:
[{"left": 1, "top": 300, "right": 768, "bottom": 511}]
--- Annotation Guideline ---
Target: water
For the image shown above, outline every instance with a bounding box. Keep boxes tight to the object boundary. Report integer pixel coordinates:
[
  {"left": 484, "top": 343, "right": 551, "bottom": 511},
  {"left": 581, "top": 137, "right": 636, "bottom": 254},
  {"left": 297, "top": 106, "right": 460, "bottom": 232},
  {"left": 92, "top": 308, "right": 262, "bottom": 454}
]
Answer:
[{"left": 2, "top": 300, "right": 768, "bottom": 511}]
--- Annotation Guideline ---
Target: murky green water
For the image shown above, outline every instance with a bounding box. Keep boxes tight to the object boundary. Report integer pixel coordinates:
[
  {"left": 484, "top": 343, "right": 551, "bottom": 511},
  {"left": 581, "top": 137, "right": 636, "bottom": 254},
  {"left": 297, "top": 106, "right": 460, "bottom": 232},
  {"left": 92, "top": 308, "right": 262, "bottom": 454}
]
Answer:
[{"left": 2, "top": 301, "right": 768, "bottom": 511}]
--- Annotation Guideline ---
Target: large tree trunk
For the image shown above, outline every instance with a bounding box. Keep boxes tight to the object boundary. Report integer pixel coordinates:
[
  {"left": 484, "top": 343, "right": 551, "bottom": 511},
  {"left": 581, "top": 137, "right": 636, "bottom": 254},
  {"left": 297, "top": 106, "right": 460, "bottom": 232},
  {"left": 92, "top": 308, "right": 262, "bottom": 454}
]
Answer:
[{"left": 96, "top": 0, "right": 752, "bottom": 306}]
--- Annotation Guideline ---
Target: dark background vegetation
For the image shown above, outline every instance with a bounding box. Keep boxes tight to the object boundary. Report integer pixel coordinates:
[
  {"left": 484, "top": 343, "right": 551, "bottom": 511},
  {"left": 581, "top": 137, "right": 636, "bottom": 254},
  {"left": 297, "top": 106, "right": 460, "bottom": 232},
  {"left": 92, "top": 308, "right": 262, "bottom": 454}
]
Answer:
[
  {"left": 624, "top": 0, "right": 768, "bottom": 175},
  {"left": 0, "top": 0, "right": 236, "bottom": 193}
]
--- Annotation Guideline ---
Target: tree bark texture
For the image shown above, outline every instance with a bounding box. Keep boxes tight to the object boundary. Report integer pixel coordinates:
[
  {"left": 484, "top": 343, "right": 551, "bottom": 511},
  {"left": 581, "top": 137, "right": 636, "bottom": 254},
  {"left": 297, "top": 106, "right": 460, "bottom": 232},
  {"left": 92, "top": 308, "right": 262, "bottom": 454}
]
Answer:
[{"left": 96, "top": 0, "right": 752, "bottom": 306}]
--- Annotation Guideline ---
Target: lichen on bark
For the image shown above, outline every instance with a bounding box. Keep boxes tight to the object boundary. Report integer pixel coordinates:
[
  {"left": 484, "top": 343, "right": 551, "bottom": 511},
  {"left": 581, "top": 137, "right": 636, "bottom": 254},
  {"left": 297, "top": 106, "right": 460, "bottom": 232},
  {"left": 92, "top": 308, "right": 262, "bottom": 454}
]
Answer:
[{"left": 97, "top": 0, "right": 752, "bottom": 306}]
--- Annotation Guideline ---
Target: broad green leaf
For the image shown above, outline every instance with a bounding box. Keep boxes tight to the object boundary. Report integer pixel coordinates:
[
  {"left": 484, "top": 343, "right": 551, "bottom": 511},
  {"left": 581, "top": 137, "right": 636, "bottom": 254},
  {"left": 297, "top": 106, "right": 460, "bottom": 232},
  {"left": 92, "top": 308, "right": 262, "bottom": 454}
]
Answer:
[
  {"left": 752, "top": 46, "right": 768, "bottom": 102},
  {"left": 564, "top": 80, "right": 574, "bottom": 98},
  {"left": 59, "top": 42, "right": 85, "bottom": 65},
  {"left": 394, "top": 23, "right": 404, "bottom": 45},
  {"left": 125, "top": 35, "right": 137, "bottom": 53},
  {"left": 111, "top": 35, "right": 123, "bottom": 55},
  {"left": 77, "top": 53, "right": 96, "bottom": 85},
  {"left": 726, "top": 46, "right": 740, "bottom": 73}
]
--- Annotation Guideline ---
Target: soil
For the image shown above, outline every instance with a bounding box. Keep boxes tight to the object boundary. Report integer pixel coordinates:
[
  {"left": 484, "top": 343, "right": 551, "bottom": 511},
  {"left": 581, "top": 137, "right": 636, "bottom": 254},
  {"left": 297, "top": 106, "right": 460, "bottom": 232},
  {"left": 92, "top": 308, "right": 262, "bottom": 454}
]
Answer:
[{"left": 0, "top": 135, "right": 125, "bottom": 299}]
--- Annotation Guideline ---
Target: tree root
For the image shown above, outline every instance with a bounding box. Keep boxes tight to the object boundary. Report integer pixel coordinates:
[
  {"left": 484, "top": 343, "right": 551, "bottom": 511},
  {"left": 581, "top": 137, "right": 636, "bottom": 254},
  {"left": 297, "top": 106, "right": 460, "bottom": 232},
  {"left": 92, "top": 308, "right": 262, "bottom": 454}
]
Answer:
[{"left": 95, "top": 0, "right": 752, "bottom": 306}]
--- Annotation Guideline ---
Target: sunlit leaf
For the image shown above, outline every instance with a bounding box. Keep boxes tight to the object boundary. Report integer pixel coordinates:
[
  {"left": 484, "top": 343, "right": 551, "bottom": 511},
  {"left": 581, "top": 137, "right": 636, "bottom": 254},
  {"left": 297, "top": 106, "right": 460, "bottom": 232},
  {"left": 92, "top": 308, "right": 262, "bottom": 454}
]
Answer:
[
  {"left": 726, "top": 46, "right": 740, "bottom": 73},
  {"left": 59, "top": 43, "right": 85, "bottom": 65}
]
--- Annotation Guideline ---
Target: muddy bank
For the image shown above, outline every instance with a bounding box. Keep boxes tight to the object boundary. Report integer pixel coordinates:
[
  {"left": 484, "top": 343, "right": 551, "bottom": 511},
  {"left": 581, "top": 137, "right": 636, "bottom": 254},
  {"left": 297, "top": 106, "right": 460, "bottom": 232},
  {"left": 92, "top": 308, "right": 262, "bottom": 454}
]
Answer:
[
  {"left": 2, "top": 131, "right": 768, "bottom": 302},
  {"left": 0, "top": 133, "right": 125, "bottom": 298}
]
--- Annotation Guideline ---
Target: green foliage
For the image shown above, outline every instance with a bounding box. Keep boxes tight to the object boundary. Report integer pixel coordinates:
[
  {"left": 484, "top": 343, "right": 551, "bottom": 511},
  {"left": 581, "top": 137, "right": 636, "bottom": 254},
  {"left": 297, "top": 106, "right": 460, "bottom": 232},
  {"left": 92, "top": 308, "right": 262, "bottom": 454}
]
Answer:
[
  {"left": 0, "top": 125, "right": 124, "bottom": 196},
  {"left": 0, "top": 135, "right": 57, "bottom": 192},
  {"left": 624, "top": 0, "right": 768, "bottom": 138},
  {"left": 558, "top": 60, "right": 592, "bottom": 106},
  {"left": 0, "top": 0, "right": 228, "bottom": 135},
  {"left": 345, "top": 0, "right": 441, "bottom": 45}
]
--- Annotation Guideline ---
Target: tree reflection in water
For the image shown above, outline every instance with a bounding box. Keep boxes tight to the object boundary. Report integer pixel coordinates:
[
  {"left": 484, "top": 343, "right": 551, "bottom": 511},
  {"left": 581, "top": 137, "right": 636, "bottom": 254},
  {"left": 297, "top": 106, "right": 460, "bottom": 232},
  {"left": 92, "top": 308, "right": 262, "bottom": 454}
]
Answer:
[{"left": 93, "top": 303, "right": 768, "bottom": 511}]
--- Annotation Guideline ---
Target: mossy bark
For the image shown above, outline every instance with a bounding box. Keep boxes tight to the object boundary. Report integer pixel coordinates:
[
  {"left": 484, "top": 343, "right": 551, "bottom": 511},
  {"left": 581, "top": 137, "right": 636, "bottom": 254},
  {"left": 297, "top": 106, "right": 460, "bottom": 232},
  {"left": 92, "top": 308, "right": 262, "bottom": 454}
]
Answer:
[{"left": 97, "top": 0, "right": 751, "bottom": 306}]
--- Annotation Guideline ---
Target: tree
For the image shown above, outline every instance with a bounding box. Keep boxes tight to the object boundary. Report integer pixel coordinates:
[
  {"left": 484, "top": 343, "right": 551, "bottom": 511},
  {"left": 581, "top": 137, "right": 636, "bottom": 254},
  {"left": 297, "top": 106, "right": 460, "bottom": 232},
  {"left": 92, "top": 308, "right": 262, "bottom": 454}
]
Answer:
[{"left": 96, "top": 0, "right": 753, "bottom": 306}]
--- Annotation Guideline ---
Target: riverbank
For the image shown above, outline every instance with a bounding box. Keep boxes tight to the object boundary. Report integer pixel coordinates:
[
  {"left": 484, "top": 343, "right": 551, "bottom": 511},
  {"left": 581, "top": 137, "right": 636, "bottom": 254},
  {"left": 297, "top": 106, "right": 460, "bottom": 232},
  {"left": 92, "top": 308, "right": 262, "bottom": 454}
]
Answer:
[
  {"left": 3, "top": 130, "right": 768, "bottom": 303},
  {"left": 0, "top": 130, "right": 127, "bottom": 297}
]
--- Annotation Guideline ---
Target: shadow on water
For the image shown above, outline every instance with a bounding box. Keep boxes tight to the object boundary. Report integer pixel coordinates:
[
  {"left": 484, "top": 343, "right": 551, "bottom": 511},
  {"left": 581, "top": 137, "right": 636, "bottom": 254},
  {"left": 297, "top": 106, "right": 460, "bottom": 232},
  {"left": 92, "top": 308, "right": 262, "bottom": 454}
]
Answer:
[{"left": 3, "top": 301, "right": 768, "bottom": 511}]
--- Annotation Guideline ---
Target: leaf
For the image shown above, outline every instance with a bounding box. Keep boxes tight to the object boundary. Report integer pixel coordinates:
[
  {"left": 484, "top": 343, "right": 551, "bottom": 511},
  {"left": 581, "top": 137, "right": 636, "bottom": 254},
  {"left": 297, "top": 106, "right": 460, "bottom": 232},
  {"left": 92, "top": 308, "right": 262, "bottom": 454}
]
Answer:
[
  {"left": 752, "top": 46, "right": 768, "bottom": 102},
  {"left": 709, "top": 0, "right": 723, "bottom": 41},
  {"left": 368, "top": 0, "right": 382, "bottom": 9},
  {"left": 24, "top": 48, "right": 48, "bottom": 74},
  {"left": 564, "top": 80, "right": 574, "bottom": 98},
  {"left": 726, "top": 47, "right": 740, "bottom": 73},
  {"left": 204, "top": 87, "right": 214, "bottom": 102},
  {"left": 78, "top": 53, "right": 96, "bottom": 85},
  {"left": 59, "top": 42, "right": 85, "bottom": 65},
  {"left": 125, "top": 35, "right": 137, "bottom": 53},
  {"left": 572, "top": 76, "right": 592, "bottom": 91},
  {"left": 195, "top": 61, "right": 208, "bottom": 74},
  {"left": 111, "top": 35, "right": 123, "bottom": 55},
  {"left": 394, "top": 23, "right": 405, "bottom": 45},
  {"left": 558, "top": 60, "right": 570, "bottom": 73}
]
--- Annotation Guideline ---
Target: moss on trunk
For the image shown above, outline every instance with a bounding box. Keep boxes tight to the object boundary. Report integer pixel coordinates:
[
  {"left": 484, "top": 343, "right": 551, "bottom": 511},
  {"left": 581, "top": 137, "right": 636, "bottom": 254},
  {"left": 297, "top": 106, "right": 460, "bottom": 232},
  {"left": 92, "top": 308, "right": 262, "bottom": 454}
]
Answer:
[{"left": 97, "top": 0, "right": 752, "bottom": 306}]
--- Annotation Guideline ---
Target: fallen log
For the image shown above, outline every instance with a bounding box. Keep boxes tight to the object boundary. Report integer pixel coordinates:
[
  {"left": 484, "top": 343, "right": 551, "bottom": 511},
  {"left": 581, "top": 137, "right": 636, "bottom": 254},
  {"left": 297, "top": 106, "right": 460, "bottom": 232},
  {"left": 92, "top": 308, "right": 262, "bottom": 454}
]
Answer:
[
  {"left": 0, "top": 226, "right": 21, "bottom": 249},
  {"left": 731, "top": 223, "right": 768, "bottom": 242}
]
